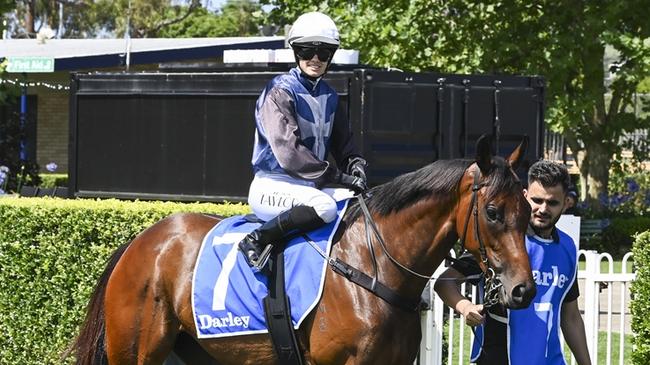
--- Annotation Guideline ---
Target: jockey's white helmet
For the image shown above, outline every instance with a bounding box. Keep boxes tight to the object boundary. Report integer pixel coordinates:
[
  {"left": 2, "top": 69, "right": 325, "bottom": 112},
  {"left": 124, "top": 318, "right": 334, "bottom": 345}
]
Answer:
[{"left": 287, "top": 12, "right": 340, "bottom": 47}]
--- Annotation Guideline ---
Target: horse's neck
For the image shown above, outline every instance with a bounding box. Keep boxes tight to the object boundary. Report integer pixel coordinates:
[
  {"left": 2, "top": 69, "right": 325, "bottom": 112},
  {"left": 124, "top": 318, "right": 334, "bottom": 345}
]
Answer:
[{"left": 361, "top": 196, "right": 459, "bottom": 299}]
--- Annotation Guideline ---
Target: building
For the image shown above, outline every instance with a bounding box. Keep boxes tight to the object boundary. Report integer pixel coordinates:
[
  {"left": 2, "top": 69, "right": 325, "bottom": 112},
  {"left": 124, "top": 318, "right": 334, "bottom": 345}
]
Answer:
[{"left": 0, "top": 36, "right": 284, "bottom": 173}]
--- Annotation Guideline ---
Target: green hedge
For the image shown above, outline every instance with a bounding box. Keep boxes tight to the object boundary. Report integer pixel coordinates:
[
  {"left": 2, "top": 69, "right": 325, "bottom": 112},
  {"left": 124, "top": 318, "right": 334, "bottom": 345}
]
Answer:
[
  {"left": 38, "top": 173, "right": 68, "bottom": 188},
  {"left": 632, "top": 231, "right": 650, "bottom": 364},
  {"left": 0, "top": 197, "right": 250, "bottom": 364}
]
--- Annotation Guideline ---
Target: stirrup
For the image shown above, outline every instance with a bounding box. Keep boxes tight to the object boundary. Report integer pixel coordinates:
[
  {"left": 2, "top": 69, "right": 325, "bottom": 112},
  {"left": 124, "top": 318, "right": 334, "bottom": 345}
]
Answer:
[{"left": 250, "top": 244, "right": 274, "bottom": 271}]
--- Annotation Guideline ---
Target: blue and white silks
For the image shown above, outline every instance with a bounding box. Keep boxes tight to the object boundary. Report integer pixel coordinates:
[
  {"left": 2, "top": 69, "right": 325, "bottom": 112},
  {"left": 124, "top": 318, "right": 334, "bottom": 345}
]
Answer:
[
  {"left": 251, "top": 67, "right": 338, "bottom": 175},
  {"left": 191, "top": 199, "right": 348, "bottom": 339},
  {"left": 471, "top": 229, "right": 578, "bottom": 365}
]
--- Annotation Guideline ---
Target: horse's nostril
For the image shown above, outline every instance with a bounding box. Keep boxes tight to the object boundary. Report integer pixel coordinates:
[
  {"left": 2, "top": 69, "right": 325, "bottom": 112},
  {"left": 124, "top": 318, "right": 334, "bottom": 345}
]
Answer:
[
  {"left": 511, "top": 284, "right": 526, "bottom": 304},
  {"left": 510, "top": 282, "right": 536, "bottom": 307}
]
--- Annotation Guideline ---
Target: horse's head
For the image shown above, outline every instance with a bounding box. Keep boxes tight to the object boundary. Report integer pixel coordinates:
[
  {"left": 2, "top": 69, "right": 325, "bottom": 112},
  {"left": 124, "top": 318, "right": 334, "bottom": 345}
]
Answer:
[{"left": 456, "top": 135, "right": 535, "bottom": 309}]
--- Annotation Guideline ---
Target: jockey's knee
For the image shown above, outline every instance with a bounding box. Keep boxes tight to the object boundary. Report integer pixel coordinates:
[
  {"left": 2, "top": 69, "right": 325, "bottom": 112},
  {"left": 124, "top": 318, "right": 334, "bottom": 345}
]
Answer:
[{"left": 306, "top": 195, "right": 337, "bottom": 223}]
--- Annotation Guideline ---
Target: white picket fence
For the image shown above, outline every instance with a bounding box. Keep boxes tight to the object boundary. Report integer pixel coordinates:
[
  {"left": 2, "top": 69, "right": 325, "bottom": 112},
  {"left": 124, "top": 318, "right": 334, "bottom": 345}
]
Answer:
[
  {"left": 572, "top": 250, "right": 635, "bottom": 365},
  {"left": 418, "top": 249, "right": 635, "bottom": 365}
]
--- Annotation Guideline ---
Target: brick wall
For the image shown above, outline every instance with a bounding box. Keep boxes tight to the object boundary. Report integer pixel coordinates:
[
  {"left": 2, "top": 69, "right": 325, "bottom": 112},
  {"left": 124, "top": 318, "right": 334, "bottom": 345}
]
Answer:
[{"left": 17, "top": 67, "right": 152, "bottom": 175}]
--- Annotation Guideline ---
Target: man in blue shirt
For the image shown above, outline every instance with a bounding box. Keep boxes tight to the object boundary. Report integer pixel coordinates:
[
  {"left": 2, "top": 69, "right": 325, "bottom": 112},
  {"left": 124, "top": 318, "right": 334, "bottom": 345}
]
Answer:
[{"left": 434, "top": 160, "right": 591, "bottom": 365}]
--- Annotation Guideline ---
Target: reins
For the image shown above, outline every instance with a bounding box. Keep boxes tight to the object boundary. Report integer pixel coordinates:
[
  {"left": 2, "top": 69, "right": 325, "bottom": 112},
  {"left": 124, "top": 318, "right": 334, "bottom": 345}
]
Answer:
[
  {"left": 357, "top": 193, "right": 433, "bottom": 280},
  {"left": 308, "top": 166, "right": 502, "bottom": 312}
]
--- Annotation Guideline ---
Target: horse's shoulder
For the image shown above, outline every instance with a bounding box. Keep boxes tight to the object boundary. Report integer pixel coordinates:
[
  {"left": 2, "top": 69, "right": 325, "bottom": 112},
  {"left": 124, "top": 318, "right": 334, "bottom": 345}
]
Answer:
[{"left": 332, "top": 220, "right": 352, "bottom": 245}]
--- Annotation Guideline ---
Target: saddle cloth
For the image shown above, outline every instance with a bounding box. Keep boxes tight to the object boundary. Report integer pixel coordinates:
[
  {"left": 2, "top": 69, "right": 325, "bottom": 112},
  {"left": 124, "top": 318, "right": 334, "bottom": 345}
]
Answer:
[{"left": 191, "top": 199, "right": 349, "bottom": 339}]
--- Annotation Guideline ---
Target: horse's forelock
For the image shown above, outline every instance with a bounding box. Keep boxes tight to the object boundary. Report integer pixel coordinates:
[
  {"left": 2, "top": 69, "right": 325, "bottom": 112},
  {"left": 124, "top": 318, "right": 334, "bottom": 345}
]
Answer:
[{"left": 483, "top": 157, "right": 522, "bottom": 202}]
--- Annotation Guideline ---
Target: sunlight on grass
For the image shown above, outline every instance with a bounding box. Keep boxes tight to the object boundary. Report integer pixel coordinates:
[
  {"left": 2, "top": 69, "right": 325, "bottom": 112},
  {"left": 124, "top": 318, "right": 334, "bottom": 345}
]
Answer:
[
  {"left": 444, "top": 318, "right": 474, "bottom": 365},
  {"left": 564, "top": 331, "right": 633, "bottom": 365},
  {"left": 577, "top": 259, "right": 634, "bottom": 273}
]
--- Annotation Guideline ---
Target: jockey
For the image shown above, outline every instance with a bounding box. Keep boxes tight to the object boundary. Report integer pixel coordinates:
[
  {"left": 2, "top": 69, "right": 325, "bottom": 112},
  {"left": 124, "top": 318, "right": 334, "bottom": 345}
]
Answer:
[{"left": 238, "top": 11, "right": 367, "bottom": 269}]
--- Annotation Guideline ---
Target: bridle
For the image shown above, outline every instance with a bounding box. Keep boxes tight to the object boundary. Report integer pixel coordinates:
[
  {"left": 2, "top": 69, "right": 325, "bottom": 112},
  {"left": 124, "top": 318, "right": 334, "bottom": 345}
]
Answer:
[
  {"left": 456, "top": 167, "right": 503, "bottom": 309},
  {"left": 355, "top": 166, "right": 502, "bottom": 309},
  {"left": 315, "top": 165, "right": 503, "bottom": 311}
]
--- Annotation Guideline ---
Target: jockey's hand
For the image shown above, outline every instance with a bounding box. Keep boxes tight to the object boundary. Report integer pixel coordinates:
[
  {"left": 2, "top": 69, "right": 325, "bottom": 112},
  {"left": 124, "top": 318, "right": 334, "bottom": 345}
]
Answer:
[
  {"left": 459, "top": 301, "right": 485, "bottom": 327},
  {"left": 347, "top": 157, "right": 368, "bottom": 183},
  {"left": 337, "top": 171, "right": 367, "bottom": 194}
]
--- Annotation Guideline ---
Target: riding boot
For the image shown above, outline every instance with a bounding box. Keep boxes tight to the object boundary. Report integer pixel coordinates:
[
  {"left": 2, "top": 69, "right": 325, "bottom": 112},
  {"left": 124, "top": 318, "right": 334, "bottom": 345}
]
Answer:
[{"left": 238, "top": 205, "right": 325, "bottom": 269}]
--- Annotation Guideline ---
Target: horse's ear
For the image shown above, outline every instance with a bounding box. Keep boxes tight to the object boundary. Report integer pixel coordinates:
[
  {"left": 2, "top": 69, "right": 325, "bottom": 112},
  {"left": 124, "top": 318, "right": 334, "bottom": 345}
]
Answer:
[
  {"left": 475, "top": 134, "right": 492, "bottom": 174},
  {"left": 507, "top": 136, "right": 529, "bottom": 170}
]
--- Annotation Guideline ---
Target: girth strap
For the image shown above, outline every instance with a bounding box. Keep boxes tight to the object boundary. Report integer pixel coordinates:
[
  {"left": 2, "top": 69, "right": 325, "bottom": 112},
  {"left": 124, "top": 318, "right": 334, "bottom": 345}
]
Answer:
[
  {"left": 263, "top": 251, "right": 305, "bottom": 365},
  {"left": 330, "top": 258, "right": 422, "bottom": 312}
]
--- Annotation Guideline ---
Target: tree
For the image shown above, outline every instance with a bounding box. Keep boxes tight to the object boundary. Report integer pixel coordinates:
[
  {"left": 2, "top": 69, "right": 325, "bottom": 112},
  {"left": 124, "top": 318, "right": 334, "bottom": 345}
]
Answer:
[
  {"left": 263, "top": 0, "right": 650, "bottom": 209},
  {"left": 159, "top": 0, "right": 263, "bottom": 38},
  {"left": 9, "top": 0, "right": 202, "bottom": 39},
  {"left": 0, "top": 63, "right": 41, "bottom": 192},
  {"left": 10, "top": 0, "right": 108, "bottom": 38},
  {"left": 0, "top": 0, "right": 16, "bottom": 35},
  {"left": 7, "top": 0, "right": 264, "bottom": 39},
  {"left": 107, "top": 0, "right": 202, "bottom": 38},
  {"left": 443, "top": 1, "right": 650, "bottom": 211}
]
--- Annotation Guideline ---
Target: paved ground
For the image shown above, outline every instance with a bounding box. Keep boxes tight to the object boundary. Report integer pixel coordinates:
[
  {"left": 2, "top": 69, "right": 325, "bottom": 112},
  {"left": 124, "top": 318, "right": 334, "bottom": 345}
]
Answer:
[{"left": 576, "top": 278, "right": 632, "bottom": 334}]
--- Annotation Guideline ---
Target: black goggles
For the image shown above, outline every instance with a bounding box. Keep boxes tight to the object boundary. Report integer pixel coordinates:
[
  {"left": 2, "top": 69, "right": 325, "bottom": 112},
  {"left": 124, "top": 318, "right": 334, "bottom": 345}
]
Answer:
[{"left": 293, "top": 46, "right": 335, "bottom": 62}]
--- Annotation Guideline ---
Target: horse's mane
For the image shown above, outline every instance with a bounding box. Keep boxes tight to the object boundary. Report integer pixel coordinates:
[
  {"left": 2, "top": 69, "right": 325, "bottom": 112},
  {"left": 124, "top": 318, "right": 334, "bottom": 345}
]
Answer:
[{"left": 344, "top": 157, "right": 519, "bottom": 222}]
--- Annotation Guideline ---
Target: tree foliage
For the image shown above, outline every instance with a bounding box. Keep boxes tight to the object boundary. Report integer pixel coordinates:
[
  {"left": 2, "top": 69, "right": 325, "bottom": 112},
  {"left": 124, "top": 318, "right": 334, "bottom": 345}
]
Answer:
[
  {"left": 263, "top": 0, "right": 650, "bottom": 207},
  {"left": 8, "top": 0, "right": 264, "bottom": 39},
  {"left": 0, "top": 68, "right": 41, "bottom": 192},
  {"left": 102, "top": 0, "right": 202, "bottom": 38},
  {"left": 10, "top": 0, "right": 114, "bottom": 38},
  {"left": 159, "top": 1, "right": 263, "bottom": 38},
  {"left": 0, "top": 0, "right": 16, "bottom": 26}
]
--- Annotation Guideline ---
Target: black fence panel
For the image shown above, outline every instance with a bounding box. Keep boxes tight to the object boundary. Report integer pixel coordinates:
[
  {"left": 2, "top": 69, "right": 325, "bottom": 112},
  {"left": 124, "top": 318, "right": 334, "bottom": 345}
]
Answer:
[
  {"left": 69, "top": 68, "right": 544, "bottom": 202},
  {"left": 352, "top": 70, "right": 544, "bottom": 186}
]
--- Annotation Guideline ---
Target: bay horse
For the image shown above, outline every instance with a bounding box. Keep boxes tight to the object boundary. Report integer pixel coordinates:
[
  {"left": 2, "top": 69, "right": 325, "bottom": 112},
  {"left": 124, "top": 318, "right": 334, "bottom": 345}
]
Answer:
[{"left": 69, "top": 136, "right": 535, "bottom": 365}]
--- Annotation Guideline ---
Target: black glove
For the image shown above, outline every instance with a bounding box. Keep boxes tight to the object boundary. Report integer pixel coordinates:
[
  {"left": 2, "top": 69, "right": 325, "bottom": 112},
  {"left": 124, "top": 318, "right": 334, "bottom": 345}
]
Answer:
[
  {"left": 336, "top": 171, "right": 367, "bottom": 194},
  {"left": 347, "top": 157, "right": 367, "bottom": 184}
]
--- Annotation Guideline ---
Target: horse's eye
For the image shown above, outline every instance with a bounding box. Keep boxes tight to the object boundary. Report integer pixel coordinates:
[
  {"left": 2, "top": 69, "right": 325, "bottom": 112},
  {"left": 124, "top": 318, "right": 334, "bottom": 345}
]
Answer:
[{"left": 486, "top": 205, "right": 499, "bottom": 222}]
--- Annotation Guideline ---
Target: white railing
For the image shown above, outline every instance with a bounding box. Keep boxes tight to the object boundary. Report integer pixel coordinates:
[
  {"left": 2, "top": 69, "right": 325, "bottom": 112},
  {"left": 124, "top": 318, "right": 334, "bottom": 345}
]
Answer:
[
  {"left": 418, "top": 249, "right": 635, "bottom": 365},
  {"left": 419, "top": 250, "right": 480, "bottom": 365},
  {"left": 567, "top": 250, "right": 635, "bottom": 365}
]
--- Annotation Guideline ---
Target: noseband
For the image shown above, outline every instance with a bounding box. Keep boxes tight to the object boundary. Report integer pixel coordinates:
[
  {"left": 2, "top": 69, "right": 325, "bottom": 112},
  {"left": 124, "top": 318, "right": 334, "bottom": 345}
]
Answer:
[{"left": 458, "top": 167, "right": 502, "bottom": 308}]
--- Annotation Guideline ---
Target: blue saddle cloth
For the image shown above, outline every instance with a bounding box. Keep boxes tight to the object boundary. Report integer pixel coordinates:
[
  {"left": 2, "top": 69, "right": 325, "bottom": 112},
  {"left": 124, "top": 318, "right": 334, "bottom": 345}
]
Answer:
[{"left": 192, "top": 199, "right": 349, "bottom": 339}]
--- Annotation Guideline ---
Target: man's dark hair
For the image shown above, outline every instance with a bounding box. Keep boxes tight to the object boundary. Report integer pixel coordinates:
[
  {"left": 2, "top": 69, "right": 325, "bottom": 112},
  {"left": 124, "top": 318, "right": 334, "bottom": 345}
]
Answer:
[{"left": 528, "top": 160, "right": 571, "bottom": 193}]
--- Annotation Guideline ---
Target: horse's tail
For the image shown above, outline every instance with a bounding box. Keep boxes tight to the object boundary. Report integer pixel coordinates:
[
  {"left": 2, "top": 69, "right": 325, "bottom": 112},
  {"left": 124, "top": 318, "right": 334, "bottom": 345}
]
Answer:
[{"left": 63, "top": 242, "right": 131, "bottom": 365}]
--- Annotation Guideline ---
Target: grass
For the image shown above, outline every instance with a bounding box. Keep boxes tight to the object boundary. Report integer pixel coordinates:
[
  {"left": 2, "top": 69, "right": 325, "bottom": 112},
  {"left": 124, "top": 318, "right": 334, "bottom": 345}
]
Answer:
[
  {"left": 443, "top": 318, "right": 634, "bottom": 365},
  {"left": 564, "top": 331, "right": 633, "bottom": 365},
  {"left": 577, "top": 259, "right": 634, "bottom": 274},
  {"left": 443, "top": 317, "right": 474, "bottom": 365}
]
